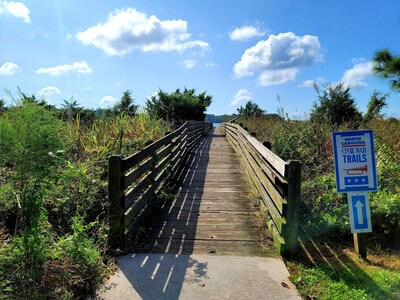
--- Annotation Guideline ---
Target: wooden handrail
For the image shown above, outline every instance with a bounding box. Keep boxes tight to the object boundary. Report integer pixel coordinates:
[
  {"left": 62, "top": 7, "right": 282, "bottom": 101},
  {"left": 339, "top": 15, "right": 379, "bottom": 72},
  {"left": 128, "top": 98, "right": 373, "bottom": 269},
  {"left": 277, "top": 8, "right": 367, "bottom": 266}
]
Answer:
[
  {"left": 221, "top": 122, "right": 301, "bottom": 257},
  {"left": 108, "top": 120, "right": 212, "bottom": 248}
]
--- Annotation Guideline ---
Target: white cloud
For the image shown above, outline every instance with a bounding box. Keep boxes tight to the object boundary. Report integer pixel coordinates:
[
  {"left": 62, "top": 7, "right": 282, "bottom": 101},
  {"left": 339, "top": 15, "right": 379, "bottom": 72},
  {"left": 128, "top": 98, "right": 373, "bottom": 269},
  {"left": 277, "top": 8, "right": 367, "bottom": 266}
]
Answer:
[
  {"left": 230, "top": 25, "right": 265, "bottom": 41},
  {"left": 0, "top": 0, "right": 30, "bottom": 23},
  {"left": 230, "top": 89, "right": 252, "bottom": 105},
  {"left": 298, "top": 79, "right": 315, "bottom": 88},
  {"left": 75, "top": 8, "right": 209, "bottom": 55},
  {"left": 37, "top": 86, "right": 61, "bottom": 97},
  {"left": 258, "top": 68, "right": 298, "bottom": 86},
  {"left": 100, "top": 96, "right": 117, "bottom": 104},
  {"left": 0, "top": 62, "right": 21, "bottom": 75},
  {"left": 233, "top": 32, "right": 323, "bottom": 86},
  {"left": 36, "top": 61, "right": 92, "bottom": 77},
  {"left": 341, "top": 61, "right": 373, "bottom": 90},
  {"left": 183, "top": 59, "right": 197, "bottom": 69},
  {"left": 298, "top": 77, "right": 325, "bottom": 88},
  {"left": 82, "top": 86, "right": 93, "bottom": 90}
]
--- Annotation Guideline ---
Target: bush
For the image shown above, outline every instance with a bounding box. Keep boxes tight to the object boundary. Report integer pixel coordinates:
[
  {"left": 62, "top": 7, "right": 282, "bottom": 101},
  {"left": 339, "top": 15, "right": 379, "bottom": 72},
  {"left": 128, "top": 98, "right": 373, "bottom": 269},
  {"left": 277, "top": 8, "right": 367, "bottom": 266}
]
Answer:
[
  {"left": 0, "top": 102, "right": 63, "bottom": 179},
  {"left": 310, "top": 83, "right": 362, "bottom": 128},
  {"left": 146, "top": 88, "right": 212, "bottom": 125}
]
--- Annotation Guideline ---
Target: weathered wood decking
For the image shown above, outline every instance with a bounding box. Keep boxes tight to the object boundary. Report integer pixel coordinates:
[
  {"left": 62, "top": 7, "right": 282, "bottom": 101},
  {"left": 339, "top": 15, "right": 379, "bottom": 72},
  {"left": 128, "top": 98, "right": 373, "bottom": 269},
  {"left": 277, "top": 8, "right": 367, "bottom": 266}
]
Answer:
[{"left": 139, "top": 127, "right": 274, "bottom": 256}]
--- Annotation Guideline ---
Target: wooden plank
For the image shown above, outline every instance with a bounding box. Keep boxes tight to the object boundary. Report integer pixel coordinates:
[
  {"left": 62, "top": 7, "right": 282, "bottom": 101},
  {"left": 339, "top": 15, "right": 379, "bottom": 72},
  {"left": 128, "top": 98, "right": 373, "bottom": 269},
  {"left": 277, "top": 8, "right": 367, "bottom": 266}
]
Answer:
[
  {"left": 132, "top": 127, "right": 275, "bottom": 257},
  {"left": 282, "top": 160, "right": 301, "bottom": 257},
  {"left": 155, "top": 142, "right": 173, "bottom": 161},
  {"left": 236, "top": 130, "right": 287, "bottom": 214},
  {"left": 108, "top": 155, "right": 124, "bottom": 248},
  {"left": 124, "top": 167, "right": 157, "bottom": 208},
  {"left": 238, "top": 131, "right": 288, "bottom": 185},
  {"left": 266, "top": 218, "right": 285, "bottom": 254},
  {"left": 121, "top": 122, "right": 187, "bottom": 172},
  {"left": 124, "top": 185, "right": 156, "bottom": 226},
  {"left": 235, "top": 138, "right": 286, "bottom": 232},
  {"left": 122, "top": 157, "right": 155, "bottom": 189},
  {"left": 234, "top": 124, "right": 288, "bottom": 177}
]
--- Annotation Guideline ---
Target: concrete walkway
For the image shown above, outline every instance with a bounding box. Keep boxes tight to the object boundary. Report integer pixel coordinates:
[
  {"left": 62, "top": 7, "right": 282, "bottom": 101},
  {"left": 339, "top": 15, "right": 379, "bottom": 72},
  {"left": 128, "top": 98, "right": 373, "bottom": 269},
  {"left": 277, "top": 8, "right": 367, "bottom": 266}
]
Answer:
[{"left": 96, "top": 253, "right": 301, "bottom": 300}]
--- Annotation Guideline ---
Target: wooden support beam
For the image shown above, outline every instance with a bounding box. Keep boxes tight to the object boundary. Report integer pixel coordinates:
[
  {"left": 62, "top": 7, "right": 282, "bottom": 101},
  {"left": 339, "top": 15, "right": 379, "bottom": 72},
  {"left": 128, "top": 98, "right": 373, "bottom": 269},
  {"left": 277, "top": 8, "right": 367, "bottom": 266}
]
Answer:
[{"left": 108, "top": 155, "right": 125, "bottom": 249}]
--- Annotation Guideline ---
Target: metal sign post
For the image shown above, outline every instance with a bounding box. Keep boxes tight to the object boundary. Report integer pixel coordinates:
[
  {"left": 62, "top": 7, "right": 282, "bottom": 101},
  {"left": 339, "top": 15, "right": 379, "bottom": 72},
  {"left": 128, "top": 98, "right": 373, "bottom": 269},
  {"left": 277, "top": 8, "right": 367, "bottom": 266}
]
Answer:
[{"left": 332, "top": 130, "right": 377, "bottom": 258}]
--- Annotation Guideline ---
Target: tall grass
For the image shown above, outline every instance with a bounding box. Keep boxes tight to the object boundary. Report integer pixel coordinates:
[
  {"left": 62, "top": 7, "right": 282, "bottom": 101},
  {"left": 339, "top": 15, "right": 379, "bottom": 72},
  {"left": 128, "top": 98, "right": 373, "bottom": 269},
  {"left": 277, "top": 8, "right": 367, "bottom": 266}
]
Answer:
[
  {"left": 238, "top": 116, "right": 400, "bottom": 247},
  {"left": 0, "top": 102, "right": 171, "bottom": 299},
  {"left": 239, "top": 115, "right": 400, "bottom": 299}
]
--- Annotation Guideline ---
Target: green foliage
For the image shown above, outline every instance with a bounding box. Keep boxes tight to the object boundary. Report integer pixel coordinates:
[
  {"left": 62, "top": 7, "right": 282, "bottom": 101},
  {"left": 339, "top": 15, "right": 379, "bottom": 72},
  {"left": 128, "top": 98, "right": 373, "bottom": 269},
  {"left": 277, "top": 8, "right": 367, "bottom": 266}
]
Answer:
[
  {"left": 0, "top": 102, "right": 63, "bottom": 179},
  {"left": 113, "top": 90, "right": 138, "bottom": 117},
  {"left": 205, "top": 113, "right": 237, "bottom": 123},
  {"left": 310, "top": 83, "right": 362, "bottom": 128},
  {"left": 372, "top": 48, "right": 400, "bottom": 92},
  {"left": 0, "top": 95, "right": 171, "bottom": 299},
  {"left": 146, "top": 88, "right": 212, "bottom": 124},
  {"left": 364, "top": 90, "right": 388, "bottom": 122},
  {"left": 239, "top": 115, "right": 400, "bottom": 245},
  {"left": 301, "top": 174, "right": 349, "bottom": 237},
  {"left": 53, "top": 216, "right": 104, "bottom": 297},
  {"left": 0, "top": 99, "right": 6, "bottom": 114},
  {"left": 237, "top": 101, "right": 265, "bottom": 118},
  {"left": 0, "top": 182, "right": 16, "bottom": 221},
  {"left": 61, "top": 97, "right": 83, "bottom": 121},
  {"left": 291, "top": 260, "right": 400, "bottom": 300}
]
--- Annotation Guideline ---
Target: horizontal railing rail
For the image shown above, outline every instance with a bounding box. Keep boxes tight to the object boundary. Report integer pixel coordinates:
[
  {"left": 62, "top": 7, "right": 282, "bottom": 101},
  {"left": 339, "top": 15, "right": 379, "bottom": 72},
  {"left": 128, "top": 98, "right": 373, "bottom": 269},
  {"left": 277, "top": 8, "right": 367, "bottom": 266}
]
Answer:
[
  {"left": 221, "top": 122, "right": 301, "bottom": 257},
  {"left": 108, "top": 120, "right": 212, "bottom": 248}
]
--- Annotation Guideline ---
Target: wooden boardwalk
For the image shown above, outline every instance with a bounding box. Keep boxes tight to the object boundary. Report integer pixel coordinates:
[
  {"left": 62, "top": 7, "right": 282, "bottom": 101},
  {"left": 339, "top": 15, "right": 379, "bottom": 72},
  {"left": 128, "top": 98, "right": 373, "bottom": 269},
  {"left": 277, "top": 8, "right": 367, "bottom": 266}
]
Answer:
[{"left": 139, "top": 127, "right": 273, "bottom": 256}]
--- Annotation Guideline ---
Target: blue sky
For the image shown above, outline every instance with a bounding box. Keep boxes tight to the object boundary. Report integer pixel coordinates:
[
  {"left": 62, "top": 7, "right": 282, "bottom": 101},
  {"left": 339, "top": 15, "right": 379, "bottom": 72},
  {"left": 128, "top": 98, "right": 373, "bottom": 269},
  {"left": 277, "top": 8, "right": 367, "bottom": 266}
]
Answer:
[{"left": 1, "top": 0, "right": 399, "bottom": 118}]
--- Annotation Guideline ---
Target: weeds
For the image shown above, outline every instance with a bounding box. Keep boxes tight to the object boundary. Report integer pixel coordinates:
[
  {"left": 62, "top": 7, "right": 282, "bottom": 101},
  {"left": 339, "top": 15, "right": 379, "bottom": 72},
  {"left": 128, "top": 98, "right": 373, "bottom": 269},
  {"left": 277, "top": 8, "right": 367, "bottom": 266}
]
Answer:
[
  {"left": 239, "top": 114, "right": 400, "bottom": 299},
  {"left": 0, "top": 101, "right": 170, "bottom": 299}
]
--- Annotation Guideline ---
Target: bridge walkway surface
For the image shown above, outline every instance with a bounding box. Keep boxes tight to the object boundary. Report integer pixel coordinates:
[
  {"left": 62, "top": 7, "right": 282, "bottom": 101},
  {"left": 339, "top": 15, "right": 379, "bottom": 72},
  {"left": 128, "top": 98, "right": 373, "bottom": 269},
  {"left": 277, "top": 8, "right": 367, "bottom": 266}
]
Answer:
[
  {"left": 138, "top": 126, "right": 271, "bottom": 256},
  {"left": 96, "top": 127, "right": 300, "bottom": 300}
]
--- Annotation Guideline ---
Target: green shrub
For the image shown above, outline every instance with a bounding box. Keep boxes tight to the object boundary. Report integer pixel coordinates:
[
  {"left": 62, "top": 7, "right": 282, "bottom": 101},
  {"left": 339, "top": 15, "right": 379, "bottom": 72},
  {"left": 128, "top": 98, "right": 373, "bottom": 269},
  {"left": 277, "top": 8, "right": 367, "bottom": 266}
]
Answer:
[{"left": 0, "top": 102, "right": 63, "bottom": 179}]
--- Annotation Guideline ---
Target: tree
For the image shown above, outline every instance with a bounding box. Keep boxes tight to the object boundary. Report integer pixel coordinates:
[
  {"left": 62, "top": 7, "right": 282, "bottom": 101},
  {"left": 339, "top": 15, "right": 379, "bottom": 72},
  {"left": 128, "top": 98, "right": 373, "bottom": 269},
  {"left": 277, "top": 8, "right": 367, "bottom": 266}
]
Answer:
[
  {"left": 372, "top": 48, "right": 400, "bottom": 92},
  {"left": 146, "top": 88, "right": 212, "bottom": 124},
  {"left": 0, "top": 99, "right": 6, "bottom": 115},
  {"left": 237, "top": 101, "right": 265, "bottom": 118},
  {"left": 364, "top": 90, "right": 388, "bottom": 122},
  {"left": 113, "top": 90, "right": 138, "bottom": 117},
  {"left": 61, "top": 97, "right": 82, "bottom": 121},
  {"left": 310, "top": 83, "right": 362, "bottom": 127}
]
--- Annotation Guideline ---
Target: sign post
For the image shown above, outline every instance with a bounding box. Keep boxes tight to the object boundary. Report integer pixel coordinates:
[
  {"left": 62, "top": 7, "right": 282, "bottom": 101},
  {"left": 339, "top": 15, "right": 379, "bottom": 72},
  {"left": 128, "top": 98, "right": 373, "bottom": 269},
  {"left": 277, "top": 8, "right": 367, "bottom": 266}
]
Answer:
[{"left": 332, "top": 130, "right": 377, "bottom": 258}]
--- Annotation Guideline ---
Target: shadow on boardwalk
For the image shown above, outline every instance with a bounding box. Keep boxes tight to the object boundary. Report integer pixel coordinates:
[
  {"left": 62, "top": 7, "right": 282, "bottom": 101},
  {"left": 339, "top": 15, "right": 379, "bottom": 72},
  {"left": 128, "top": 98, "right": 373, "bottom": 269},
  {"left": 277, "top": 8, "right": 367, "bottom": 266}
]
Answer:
[
  {"left": 97, "top": 128, "right": 281, "bottom": 299},
  {"left": 108, "top": 130, "right": 212, "bottom": 299}
]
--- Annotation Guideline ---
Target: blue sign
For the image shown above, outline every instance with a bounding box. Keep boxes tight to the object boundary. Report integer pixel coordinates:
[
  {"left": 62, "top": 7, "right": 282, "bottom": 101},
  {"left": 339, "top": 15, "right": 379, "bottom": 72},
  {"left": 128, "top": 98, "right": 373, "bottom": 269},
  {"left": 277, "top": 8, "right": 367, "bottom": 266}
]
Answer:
[
  {"left": 332, "top": 130, "right": 378, "bottom": 193},
  {"left": 347, "top": 192, "right": 372, "bottom": 233}
]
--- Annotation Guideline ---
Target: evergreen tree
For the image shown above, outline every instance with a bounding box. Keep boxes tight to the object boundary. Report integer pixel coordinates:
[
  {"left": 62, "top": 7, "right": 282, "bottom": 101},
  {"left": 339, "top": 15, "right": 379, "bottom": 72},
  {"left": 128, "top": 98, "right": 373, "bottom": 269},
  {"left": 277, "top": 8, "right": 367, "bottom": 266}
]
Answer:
[
  {"left": 310, "top": 83, "right": 362, "bottom": 127},
  {"left": 237, "top": 101, "right": 265, "bottom": 118},
  {"left": 364, "top": 90, "right": 388, "bottom": 122},
  {"left": 113, "top": 90, "right": 138, "bottom": 116},
  {"left": 372, "top": 48, "right": 400, "bottom": 92}
]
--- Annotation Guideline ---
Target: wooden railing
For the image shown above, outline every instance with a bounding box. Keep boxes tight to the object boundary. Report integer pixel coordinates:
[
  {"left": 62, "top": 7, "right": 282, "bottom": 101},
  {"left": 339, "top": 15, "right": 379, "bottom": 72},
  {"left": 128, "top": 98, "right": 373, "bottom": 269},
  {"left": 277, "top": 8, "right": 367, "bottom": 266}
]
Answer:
[
  {"left": 108, "top": 120, "right": 212, "bottom": 248},
  {"left": 221, "top": 122, "right": 301, "bottom": 257}
]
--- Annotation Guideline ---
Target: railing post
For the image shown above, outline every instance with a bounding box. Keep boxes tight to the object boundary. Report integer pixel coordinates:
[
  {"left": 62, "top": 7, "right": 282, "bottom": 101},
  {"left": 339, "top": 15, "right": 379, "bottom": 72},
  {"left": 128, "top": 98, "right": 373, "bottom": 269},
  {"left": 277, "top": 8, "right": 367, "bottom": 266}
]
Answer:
[
  {"left": 108, "top": 155, "right": 125, "bottom": 249},
  {"left": 263, "top": 141, "right": 271, "bottom": 150},
  {"left": 284, "top": 160, "right": 301, "bottom": 257}
]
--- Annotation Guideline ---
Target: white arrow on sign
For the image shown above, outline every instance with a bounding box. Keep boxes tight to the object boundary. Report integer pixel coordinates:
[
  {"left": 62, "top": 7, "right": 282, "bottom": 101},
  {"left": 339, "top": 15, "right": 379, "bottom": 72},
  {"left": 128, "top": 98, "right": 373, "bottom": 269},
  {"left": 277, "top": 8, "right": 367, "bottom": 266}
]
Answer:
[{"left": 355, "top": 200, "right": 364, "bottom": 225}]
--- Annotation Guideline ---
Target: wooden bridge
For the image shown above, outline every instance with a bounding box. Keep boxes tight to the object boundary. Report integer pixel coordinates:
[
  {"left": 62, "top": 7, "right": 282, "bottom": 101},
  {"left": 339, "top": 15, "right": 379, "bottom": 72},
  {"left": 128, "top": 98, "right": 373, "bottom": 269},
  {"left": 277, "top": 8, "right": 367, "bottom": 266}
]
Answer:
[{"left": 108, "top": 121, "right": 301, "bottom": 257}]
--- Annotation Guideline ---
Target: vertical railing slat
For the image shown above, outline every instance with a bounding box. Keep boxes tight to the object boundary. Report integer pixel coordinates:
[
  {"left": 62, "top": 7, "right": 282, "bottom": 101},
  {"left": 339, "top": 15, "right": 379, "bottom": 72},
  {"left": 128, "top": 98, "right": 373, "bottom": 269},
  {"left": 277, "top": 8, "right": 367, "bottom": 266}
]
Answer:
[{"left": 108, "top": 155, "right": 124, "bottom": 248}]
